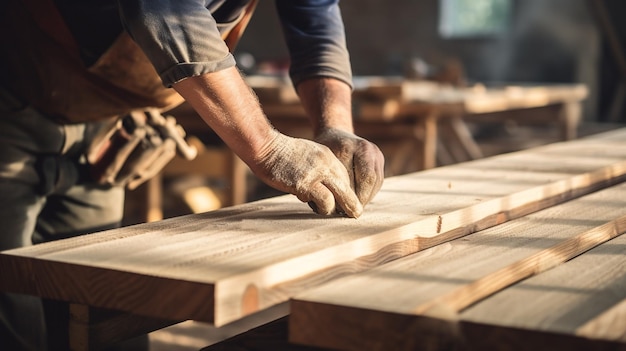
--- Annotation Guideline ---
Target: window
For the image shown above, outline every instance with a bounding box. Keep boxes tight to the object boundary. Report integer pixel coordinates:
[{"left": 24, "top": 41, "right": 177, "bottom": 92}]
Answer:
[{"left": 439, "top": 0, "right": 511, "bottom": 38}]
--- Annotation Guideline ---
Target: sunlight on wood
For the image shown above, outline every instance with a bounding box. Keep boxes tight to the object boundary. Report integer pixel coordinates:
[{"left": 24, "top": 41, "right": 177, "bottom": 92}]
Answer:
[{"left": 183, "top": 186, "right": 223, "bottom": 213}]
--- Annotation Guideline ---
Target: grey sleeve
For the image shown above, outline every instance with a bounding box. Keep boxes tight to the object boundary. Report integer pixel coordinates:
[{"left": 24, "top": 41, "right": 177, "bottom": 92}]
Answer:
[
  {"left": 117, "top": 0, "right": 237, "bottom": 87},
  {"left": 275, "top": 0, "right": 353, "bottom": 89}
]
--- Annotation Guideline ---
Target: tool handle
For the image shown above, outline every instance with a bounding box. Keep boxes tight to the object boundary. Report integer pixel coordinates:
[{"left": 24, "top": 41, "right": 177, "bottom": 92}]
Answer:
[{"left": 146, "top": 110, "right": 198, "bottom": 160}]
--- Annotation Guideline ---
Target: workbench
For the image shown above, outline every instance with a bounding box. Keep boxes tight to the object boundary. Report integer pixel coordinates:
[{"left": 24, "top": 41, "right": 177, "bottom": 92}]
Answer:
[{"left": 1, "top": 128, "right": 625, "bottom": 350}]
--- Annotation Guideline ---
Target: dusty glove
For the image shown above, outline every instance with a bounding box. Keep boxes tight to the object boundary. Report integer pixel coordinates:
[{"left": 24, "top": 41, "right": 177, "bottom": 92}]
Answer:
[
  {"left": 314, "top": 128, "right": 385, "bottom": 206},
  {"left": 251, "top": 131, "right": 363, "bottom": 218}
]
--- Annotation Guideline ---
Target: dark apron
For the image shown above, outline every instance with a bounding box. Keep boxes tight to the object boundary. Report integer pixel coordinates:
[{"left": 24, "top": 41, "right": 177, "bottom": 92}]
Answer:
[{"left": 0, "top": 0, "right": 257, "bottom": 124}]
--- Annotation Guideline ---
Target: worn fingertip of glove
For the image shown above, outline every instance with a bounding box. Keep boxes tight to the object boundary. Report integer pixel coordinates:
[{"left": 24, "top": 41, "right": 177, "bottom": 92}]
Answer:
[
  {"left": 350, "top": 198, "right": 364, "bottom": 216},
  {"left": 308, "top": 201, "right": 362, "bottom": 218},
  {"left": 338, "top": 202, "right": 363, "bottom": 219},
  {"left": 308, "top": 201, "right": 345, "bottom": 217},
  {"left": 348, "top": 209, "right": 362, "bottom": 219}
]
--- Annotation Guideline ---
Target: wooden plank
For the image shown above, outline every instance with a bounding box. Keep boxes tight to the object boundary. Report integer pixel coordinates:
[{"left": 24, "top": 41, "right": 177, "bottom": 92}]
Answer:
[
  {"left": 352, "top": 77, "right": 465, "bottom": 102},
  {"left": 353, "top": 80, "right": 587, "bottom": 121},
  {"left": 245, "top": 76, "right": 588, "bottom": 120},
  {"left": 351, "top": 77, "right": 587, "bottom": 104},
  {"left": 355, "top": 99, "right": 450, "bottom": 121},
  {"left": 463, "top": 84, "right": 588, "bottom": 114},
  {"left": 460, "top": 233, "right": 626, "bottom": 351},
  {"left": 1, "top": 129, "right": 626, "bottom": 328},
  {"left": 289, "top": 181, "right": 626, "bottom": 351},
  {"left": 577, "top": 298, "right": 626, "bottom": 342}
]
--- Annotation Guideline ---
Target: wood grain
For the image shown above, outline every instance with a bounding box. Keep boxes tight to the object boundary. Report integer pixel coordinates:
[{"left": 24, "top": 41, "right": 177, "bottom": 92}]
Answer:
[
  {"left": 289, "top": 181, "right": 626, "bottom": 351},
  {"left": 576, "top": 298, "right": 626, "bottom": 342},
  {"left": 1, "top": 129, "right": 626, "bottom": 328},
  {"left": 460, "top": 233, "right": 626, "bottom": 351}
]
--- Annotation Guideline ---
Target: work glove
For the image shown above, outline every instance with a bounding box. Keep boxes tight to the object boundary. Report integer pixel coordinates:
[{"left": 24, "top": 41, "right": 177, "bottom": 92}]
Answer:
[
  {"left": 314, "top": 128, "right": 385, "bottom": 207},
  {"left": 251, "top": 131, "right": 363, "bottom": 218}
]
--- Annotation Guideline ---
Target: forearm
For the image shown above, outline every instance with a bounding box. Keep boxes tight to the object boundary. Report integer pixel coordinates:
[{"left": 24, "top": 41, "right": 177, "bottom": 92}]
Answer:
[
  {"left": 172, "top": 66, "right": 277, "bottom": 167},
  {"left": 298, "top": 77, "right": 385, "bottom": 207},
  {"left": 173, "top": 67, "right": 362, "bottom": 217},
  {"left": 296, "top": 77, "right": 354, "bottom": 136}
]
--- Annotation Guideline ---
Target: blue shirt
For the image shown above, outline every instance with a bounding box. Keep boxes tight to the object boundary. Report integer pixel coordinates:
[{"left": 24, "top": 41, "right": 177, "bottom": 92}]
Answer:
[{"left": 58, "top": 0, "right": 353, "bottom": 89}]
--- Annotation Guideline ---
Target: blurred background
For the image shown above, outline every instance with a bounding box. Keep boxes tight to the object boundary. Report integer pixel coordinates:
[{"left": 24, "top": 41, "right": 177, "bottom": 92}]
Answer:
[{"left": 238, "top": 0, "right": 604, "bottom": 121}]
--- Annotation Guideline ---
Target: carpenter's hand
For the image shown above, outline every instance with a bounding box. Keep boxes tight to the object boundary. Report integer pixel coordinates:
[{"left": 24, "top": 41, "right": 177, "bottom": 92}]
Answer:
[
  {"left": 314, "top": 128, "right": 385, "bottom": 207},
  {"left": 251, "top": 131, "right": 363, "bottom": 218}
]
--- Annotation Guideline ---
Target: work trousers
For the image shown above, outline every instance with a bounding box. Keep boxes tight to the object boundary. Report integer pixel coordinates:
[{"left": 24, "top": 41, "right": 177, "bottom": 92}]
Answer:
[{"left": 0, "top": 88, "right": 147, "bottom": 350}]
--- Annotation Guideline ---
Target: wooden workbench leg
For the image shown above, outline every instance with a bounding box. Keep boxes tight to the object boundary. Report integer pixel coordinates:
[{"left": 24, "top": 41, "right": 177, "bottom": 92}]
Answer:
[
  {"left": 146, "top": 173, "right": 164, "bottom": 222},
  {"left": 130, "top": 174, "right": 163, "bottom": 224},
  {"left": 436, "top": 138, "right": 456, "bottom": 166},
  {"left": 43, "top": 299, "right": 71, "bottom": 350},
  {"left": 226, "top": 151, "right": 248, "bottom": 206},
  {"left": 559, "top": 101, "right": 582, "bottom": 141},
  {"left": 437, "top": 116, "right": 483, "bottom": 164},
  {"left": 449, "top": 116, "right": 484, "bottom": 160},
  {"left": 416, "top": 114, "right": 438, "bottom": 170}
]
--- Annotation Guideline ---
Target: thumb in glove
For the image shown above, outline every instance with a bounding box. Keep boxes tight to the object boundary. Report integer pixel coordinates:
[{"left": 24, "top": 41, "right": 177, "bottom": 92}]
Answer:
[{"left": 250, "top": 131, "right": 363, "bottom": 218}]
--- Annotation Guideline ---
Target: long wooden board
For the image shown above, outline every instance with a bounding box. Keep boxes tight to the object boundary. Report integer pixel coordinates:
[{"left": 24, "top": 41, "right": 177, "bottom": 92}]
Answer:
[
  {"left": 289, "top": 182, "right": 626, "bottom": 351},
  {"left": 353, "top": 78, "right": 588, "bottom": 121},
  {"left": 352, "top": 76, "right": 588, "bottom": 107},
  {"left": 460, "top": 234, "right": 626, "bottom": 351},
  {"left": 1, "top": 129, "right": 626, "bottom": 327}
]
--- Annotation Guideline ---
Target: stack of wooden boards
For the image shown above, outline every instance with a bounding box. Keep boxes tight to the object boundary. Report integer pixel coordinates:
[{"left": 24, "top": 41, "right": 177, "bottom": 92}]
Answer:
[
  {"left": 351, "top": 77, "right": 588, "bottom": 119},
  {"left": 1, "top": 128, "right": 626, "bottom": 350}
]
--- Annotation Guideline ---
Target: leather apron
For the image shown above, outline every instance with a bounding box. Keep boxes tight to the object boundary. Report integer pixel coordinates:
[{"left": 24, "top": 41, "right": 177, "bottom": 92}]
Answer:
[{"left": 0, "top": 0, "right": 257, "bottom": 124}]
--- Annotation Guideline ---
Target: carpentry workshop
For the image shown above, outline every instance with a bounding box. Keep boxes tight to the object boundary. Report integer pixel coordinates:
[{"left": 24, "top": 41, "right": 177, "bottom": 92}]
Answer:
[{"left": 1, "top": 0, "right": 626, "bottom": 350}]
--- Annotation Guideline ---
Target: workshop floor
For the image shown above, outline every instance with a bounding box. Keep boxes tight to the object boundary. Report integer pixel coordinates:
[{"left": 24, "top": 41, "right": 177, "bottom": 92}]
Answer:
[{"left": 137, "top": 122, "right": 623, "bottom": 350}]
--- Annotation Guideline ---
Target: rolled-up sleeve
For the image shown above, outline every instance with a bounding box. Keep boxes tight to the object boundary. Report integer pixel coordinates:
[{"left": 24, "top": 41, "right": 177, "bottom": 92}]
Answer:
[
  {"left": 118, "top": 0, "right": 236, "bottom": 87},
  {"left": 275, "top": 0, "right": 352, "bottom": 89}
]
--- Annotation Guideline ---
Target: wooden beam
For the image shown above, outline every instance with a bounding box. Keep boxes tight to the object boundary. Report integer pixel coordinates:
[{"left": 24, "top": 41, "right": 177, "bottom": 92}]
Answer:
[
  {"left": 352, "top": 79, "right": 587, "bottom": 116},
  {"left": 0, "top": 129, "right": 626, "bottom": 330},
  {"left": 289, "top": 182, "right": 626, "bottom": 351}
]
